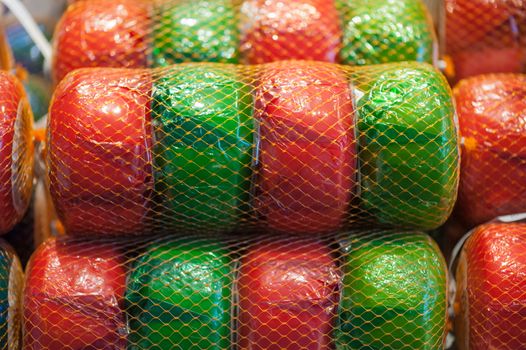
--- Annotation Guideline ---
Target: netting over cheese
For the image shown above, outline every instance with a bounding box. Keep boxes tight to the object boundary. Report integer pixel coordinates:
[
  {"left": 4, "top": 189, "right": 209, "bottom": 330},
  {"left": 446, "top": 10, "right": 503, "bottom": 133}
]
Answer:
[
  {"left": 0, "top": 240, "right": 23, "bottom": 350},
  {"left": 0, "top": 71, "right": 34, "bottom": 235},
  {"left": 445, "top": 0, "right": 526, "bottom": 82},
  {"left": 46, "top": 61, "right": 459, "bottom": 236},
  {"left": 52, "top": 0, "right": 436, "bottom": 82},
  {"left": 23, "top": 230, "right": 447, "bottom": 349},
  {"left": 453, "top": 74, "right": 526, "bottom": 228},
  {"left": 454, "top": 222, "right": 526, "bottom": 350}
]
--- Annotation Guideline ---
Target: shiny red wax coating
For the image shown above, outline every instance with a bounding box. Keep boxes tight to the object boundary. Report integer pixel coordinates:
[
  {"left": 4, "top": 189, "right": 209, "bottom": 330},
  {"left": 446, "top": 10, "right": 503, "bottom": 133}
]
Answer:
[
  {"left": 456, "top": 222, "right": 526, "bottom": 350},
  {"left": 455, "top": 74, "right": 526, "bottom": 226},
  {"left": 238, "top": 240, "right": 340, "bottom": 350},
  {"left": 452, "top": 47, "right": 524, "bottom": 80},
  {"left": 446, "top": 0, "right": 525, "bottom": 81},
  {"left": 255, "top": 62, "right": 355, "bottom": 234},
  {"left": 240, "top": 0, "right": 342, "bottom": 64},
  {"left": 48, "top": 68, "right": 153, "bottom": 236},
  {"left": 0, "top": 72, "right": 26, "bottom": 234},
  {"left": 446, "top": 0, "right": 511, "bottom": 48},
  {"left": 23, "top": 238, "right": 126, "bottom": 349},
  {"left": 52, "top": 0, "right": 149, "bottom": 84}
]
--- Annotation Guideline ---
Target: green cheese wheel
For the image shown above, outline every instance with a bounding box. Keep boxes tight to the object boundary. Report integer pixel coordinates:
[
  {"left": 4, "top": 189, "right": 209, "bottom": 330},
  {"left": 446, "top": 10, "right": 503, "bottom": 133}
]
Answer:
[
  {"left": 0, "top": 240, "right": 23, "bottom": 350},
  {"left": 336, "top": 231, "right": 447, "bottom": 349},
  {"left": 356, "top": 62, "right": 459, "bottom": 229},
  {"left": 126, "top": 239, "right": 234, "bottom": 349},
  {"left": 152, "top": 65, "right": 254, "bottom": 232},
  {"left": 152, "top": 0, "right": 240, "bottom": 66},
  {"left": 337, "top": 0, "right": 434, "bottom": 65}
]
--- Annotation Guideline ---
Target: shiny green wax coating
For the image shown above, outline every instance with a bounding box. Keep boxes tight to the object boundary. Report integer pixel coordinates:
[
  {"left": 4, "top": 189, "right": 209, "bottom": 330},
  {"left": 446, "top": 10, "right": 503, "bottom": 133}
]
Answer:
[
  {"left": 337, "top": 231, "right": 447, "bottom": 349},
  {"left": 126, "top": 239, "right": 234, "bottom": 350},
  {"left": 356, "top": 62, "right": 459, "bottom": 229},
  {"left": 153, "top": 0, "right": 240, "bottom": 66},
  {"left": 152, "top": 65, "right": 254, "bottom": 232},
  {"left": 337, "top": 0, "right": 434, "bottom": 65}
]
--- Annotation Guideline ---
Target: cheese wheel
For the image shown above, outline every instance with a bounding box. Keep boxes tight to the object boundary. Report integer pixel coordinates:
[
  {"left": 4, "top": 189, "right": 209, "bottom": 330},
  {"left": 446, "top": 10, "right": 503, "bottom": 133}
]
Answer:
[
  {"left": 455, "top": 222, "right": 526, "bottom": 349},
  {"left": 337, "top": 231, "right": 447, "bottom": 349},
  {"left": 238, "top": 239, "right": 340, "bottom": 349},
  {"left": 152, "top": 65, "right": 253, "bottom": 232},
  {"left": 357, "top": 63, "right": 458, "bottom": 229},
  {"left": 23, "top": 238, "right": 126, "bottom": 349},
  {"left": 126, "top": 239, "right": 234, "bottom": 349},
  {"left": 0, "top": 71, "right": 33, "bottom": 235},
  {"left": 455, "top": 74, "right": 526, "bottom": 227},
  {"left": 48, "top": 68, "right": 153, "bottom": 236}
]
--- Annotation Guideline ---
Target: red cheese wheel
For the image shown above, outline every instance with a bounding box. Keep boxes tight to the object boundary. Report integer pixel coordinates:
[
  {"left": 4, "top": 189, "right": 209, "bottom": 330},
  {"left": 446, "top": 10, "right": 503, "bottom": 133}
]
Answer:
[
  {"left": 455, "top": 74, "right": 526, "bottom": 226},
  {"left": 238, "top": 239, "right": 340, "bottom": 350},
  {"left": 0, "top": 71, "right": 33, "bottom": 234},
  {"left": 456, "top": 222, "right": 526, "bottom": 350},
  {"left": 255, "top": 62, "right": 355, "bottom": 234},
  {"left": 23, "top": 238, "right": 126, "bottom": 349},
  {"left": 452, "top": 46, "right": 524, "bottom": 81},
  {"left": 53, "top": 0, "right": 149, "bottom": 83},
  {"left": 48, "top": 68, "right": 153, "bottom": 236},
  {"left": 240, "top": 0, "right": 341, "bottom": 64},
  {"left": 446, "top": 0, "right": 511, "bottom": 50}
]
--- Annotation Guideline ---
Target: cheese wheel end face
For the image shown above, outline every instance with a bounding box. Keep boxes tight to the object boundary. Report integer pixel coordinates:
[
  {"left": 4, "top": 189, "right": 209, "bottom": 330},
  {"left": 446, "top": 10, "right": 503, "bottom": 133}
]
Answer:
[
  {"left": 0, "top": 71, "right": 33, "bottom": 235},
  {"left": 48, "top": 68, "right": 153, "bottom": 236}
]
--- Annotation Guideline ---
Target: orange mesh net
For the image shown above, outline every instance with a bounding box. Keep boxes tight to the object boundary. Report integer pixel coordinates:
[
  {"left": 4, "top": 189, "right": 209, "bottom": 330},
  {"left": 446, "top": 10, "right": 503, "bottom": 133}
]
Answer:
[
  {"left": 45, "top": 61, "right": 459, "bottom": 236},
  {"left": 445, "top": 0, "right": 526, "bottom": 82},
  {"left": 51, "top": 0, "right": 436, "bottom": 83},
  {"left": 454, "top": 221, "right": 526, "bottom": 349},
  {"left": 23, "top": 230, "right": 448, "bottom": 349}
]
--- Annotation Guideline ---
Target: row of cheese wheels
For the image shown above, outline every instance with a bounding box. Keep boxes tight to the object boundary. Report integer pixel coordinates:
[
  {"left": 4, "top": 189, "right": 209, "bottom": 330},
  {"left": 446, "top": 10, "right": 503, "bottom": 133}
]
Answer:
[
  {"left": 53, "top": 0, "right": 435, "bottom": 82},
  {"left": 2, "top": 65, "right": 524, "bottom": 236},
  {"left": 1, "top": 220, "right": 525, "bottom": 349},
  {"left": 47, "top": 61, "right": 459, "bottom": 236},
  {"left": 23, "top": 231, "right": 447, "bottom": 350}
]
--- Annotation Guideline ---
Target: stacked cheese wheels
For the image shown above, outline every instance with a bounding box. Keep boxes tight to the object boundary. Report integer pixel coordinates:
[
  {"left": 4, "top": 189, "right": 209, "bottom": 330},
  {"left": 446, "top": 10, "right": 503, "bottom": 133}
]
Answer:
[
  {"left": 455, "top": 74, "right": 526, "bottom": 227},
  {"left": 23, "top": 231, "right": 447, "bottom": 349},
  {"left": 455, "top": 222, "right": 526, "bottom": 349},
  {"left": 445, "top": 0, "right": 526, "bottom": 82},
  {"left": 47, "top": 61, "right": 459, "bottom": 236},
  {"left": 0, "top": 71, "right": 34, "bottom": 235},
  {"left": 52, "top": 0, "right": 435, "bottom": 82}
]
